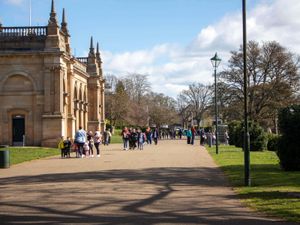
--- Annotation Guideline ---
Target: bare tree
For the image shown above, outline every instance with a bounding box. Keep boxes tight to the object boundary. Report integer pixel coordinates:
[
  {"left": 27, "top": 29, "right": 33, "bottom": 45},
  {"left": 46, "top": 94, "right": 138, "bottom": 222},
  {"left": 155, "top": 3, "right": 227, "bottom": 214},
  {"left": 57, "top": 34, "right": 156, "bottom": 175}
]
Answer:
[
  {"left": 104, "top": 74, "right": 119, "bottom": 92},
  {"left": 105, "top": 80, "right": 130, "bottom": 126},
  {"left": 220, "top": 41, "right": 300, "bottom": 129},
  {"left": 147, "top": 92, "right": 178, "bottom": 127},
  {"left": 177, "top": 93, "right": 192, "bottom": 128},
  {"left": 122, "top": 73, "right": 151, "bottom": 104},
  {"left": 105, "top": 73, "right": 181, "bottom": 128},
  {"left": 178, "top": 83, "right": 212, "bottom": 127}
]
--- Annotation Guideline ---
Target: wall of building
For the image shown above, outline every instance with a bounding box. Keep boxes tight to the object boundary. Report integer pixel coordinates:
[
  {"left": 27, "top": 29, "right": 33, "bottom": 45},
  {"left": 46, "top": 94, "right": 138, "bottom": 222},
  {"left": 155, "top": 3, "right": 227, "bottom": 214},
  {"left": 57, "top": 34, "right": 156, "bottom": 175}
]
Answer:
[{"left": 0, "top": 1, "right": 105, "bottom": 147}]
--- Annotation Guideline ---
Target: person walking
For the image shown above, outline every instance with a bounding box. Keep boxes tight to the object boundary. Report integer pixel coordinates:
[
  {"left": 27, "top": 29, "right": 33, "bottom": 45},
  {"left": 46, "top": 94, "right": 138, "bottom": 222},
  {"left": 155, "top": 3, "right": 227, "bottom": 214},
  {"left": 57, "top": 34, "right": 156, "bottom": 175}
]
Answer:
[
  {"left": 94, "top": 130, "right": 102, "bottom": 157},
  {"left": 146, "top": 127, "right": 152, "bottom": 144},
  {"left": 74, "top": 126, "right": 86, "bottom": 158},
  {"left": 186, "top": 128, "right": 192, "bottom": 144},
  {"left": 178, "top": 129, "right": 183, "bottom": 139},
  {"left": 152, "top": 128, "right": 159, "bottom": 145},
  {"left": 129, "top": 128, "right": 138, "bottom": 150},
  {"left": 87, "top": 131, "right": 94, "bottom": 157},
  {"left": 207, "top": 130, "right": 213, "bottom": 147},
  {"left": 137, "top": 129, "right": 146, "bottom": 150},
  {"left": 224, "top": 130, "right": 229, "bottom": 145},
  {"left": 106, "top": 129, "right": 112, "bottom": 145},
  {"left": 200, "top": 129, "right": 206, "bottom": 146},
  {"left": 58, "top": 136, "right": 65, "bottom": 158},
  {"left": 63, "top": 137, "right": 72, "bottom": 158},
  {"left": 102, "top": 130, "right": 107, "bottom": 146},
  {"left": 121, "top": 127, "right": 130, "bottom": 150},
  {"left": 191, "top": 126, "right": 196, "bottom": 145}
]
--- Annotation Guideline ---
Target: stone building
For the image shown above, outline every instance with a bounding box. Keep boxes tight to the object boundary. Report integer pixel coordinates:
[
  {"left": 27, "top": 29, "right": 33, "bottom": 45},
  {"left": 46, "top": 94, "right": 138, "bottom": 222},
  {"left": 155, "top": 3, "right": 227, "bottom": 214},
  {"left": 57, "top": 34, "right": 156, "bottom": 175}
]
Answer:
[{"left": 0, "top": 0, "right": 105, "bottom": 147}]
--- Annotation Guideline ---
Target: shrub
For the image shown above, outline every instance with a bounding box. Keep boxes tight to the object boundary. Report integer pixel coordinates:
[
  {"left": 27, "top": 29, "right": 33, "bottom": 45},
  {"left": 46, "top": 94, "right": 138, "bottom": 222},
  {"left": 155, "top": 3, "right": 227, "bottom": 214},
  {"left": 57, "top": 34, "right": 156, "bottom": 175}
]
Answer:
[
  {"left": 249, "top": 122, "right": 267, "bottom": 151},
  {"left": 228, "top": 121, "right": 241, "bottom": 146},
  {"left": 228, "top": 120, "right": 267, "bottom": 151},
  {"left": 267, "top": 133, "right": 280, "bottom": 152},
  {"left": 277, "top": 105, "right": 300, "bottom": 171}
]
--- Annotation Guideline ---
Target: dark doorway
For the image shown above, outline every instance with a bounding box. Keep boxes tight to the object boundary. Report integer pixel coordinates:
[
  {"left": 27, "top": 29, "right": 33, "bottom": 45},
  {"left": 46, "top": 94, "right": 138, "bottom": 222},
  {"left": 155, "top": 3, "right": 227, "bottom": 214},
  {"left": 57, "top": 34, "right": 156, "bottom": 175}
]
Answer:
[{"left": 12, "top": 115, "right": 25, "bottom": 146}]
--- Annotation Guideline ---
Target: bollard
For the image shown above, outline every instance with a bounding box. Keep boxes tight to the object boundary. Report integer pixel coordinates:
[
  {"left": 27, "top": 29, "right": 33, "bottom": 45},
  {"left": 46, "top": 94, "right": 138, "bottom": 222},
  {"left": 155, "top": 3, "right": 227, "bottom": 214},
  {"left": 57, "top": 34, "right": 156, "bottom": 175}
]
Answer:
[{"left": 0, "top": 150, "right": 10, "bottom": 168}]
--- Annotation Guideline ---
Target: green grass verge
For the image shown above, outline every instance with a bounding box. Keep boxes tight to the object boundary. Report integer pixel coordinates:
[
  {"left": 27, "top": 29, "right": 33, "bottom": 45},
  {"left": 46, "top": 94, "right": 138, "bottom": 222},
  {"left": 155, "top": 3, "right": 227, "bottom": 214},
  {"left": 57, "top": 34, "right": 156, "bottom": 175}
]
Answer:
[
  {"left": 5, "top": 147, "right": 59, "bottom": 165},
  {"left": 207, "top": 145, "right": 300, "bottom": 222},
  {"left": 111, "top": 129, "right": 123, "bottom": 144},
  {"left": 3, "top": 130, "right": 123, "bottom": 166}
]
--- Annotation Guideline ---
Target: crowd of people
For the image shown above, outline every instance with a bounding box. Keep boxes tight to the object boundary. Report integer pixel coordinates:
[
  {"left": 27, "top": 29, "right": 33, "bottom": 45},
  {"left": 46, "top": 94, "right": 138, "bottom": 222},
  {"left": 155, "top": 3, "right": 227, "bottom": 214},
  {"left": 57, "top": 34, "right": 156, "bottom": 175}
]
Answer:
[
  {"left": 183, "top": 126, "right": 229, "bottom": 146},
  {"left": 58, "top": 126, "right": 112, "bottom": 158},
  {"left": 121, "top": 127, "right": 159, "bottom": 150},
  {"left": 58, "top": 126, "right": 229, "bottom": 158}
]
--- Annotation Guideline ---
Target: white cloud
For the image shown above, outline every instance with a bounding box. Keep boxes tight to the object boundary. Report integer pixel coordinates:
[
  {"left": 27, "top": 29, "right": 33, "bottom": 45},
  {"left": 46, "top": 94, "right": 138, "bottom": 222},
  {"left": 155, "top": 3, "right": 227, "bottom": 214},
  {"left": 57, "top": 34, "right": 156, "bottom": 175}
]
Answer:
[
  {"left": 103, "top": 0, "right": 300, "bottom": 98},
  {"left": 4, "top": 0, "right": 24, "bottom": 6}
]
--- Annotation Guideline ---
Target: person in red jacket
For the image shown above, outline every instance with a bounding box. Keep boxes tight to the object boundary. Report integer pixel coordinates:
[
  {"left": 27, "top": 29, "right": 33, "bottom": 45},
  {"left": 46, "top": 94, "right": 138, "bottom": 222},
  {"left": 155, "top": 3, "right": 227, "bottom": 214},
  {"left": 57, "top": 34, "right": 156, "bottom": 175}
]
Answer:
[{"left": 191, "top": 126, "right": 196, "bottom": 145}]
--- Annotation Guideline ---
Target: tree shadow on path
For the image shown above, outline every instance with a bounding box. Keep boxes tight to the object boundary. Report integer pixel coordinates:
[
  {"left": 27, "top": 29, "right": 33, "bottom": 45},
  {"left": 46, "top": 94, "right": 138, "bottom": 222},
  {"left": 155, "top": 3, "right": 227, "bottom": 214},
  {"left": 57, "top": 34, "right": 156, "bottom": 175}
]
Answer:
[{"left": 0, "top": 167, "right": 298, "bottom": 225}]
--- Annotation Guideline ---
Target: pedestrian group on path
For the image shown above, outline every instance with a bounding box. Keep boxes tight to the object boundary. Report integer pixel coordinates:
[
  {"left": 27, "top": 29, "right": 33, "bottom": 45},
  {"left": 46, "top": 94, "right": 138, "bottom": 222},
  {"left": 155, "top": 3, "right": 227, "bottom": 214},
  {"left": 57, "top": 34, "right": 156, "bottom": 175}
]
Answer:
[
  {"left": 58, "top": 126, "right": 112, "bottom": 159},
  {"left": 58, "top": 125, "right": 229, "bottom": 159},
  {"left": 121, "top": 126, "right": 159, "bottom": 150}
]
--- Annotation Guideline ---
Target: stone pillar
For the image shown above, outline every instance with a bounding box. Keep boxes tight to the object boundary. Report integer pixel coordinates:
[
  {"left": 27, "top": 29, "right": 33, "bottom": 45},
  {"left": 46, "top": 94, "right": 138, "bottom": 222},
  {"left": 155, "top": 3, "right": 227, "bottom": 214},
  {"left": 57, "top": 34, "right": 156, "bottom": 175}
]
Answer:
[
  {"left": 100, "top": 80, "right": 106, "bottom": 131},
  {"left": 74, "top": 100, "right": 79, "bottom": 130},
  {"left": 67, "top": 67, "right": 75, "bottom": 139},
  {"left": 87, "top": 78, "right": 101, "bottom": 132},
  {"left": 43, "top": 67, "right": 52, "bottom": 113},
  {"left": 53, "top": 66, "right": 63, "bottom": 114}
]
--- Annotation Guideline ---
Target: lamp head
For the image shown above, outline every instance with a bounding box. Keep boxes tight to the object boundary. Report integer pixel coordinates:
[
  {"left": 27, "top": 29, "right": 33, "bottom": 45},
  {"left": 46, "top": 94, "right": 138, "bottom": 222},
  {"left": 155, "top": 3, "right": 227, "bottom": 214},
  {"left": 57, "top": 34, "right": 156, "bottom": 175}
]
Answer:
[{"left": 210, "top": 52, "right": 221, "bottom": 68}]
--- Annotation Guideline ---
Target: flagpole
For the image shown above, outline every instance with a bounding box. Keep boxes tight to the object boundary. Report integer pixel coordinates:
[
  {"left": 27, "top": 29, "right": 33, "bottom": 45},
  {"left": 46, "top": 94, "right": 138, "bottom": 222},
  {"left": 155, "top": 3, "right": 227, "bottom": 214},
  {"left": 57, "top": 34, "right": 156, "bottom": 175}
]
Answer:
[{"left": 29, "top": 0, "right": 32, "bottom": 26}]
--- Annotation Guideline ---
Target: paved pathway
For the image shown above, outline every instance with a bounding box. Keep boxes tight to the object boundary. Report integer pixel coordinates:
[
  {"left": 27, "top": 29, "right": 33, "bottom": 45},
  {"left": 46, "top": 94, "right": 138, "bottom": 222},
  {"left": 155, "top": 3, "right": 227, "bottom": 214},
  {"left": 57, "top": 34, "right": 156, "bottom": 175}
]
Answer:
[{"left": 0, "top": 140, "right": 298, "bottom": 225}]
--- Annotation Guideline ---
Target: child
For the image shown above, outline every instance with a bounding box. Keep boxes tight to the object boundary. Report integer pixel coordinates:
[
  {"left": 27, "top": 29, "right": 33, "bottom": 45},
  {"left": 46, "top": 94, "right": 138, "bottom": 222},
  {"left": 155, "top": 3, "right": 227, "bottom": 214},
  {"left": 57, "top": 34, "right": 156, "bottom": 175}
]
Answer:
[
  {"left": 83, "top": 141, "right": 90, "bottom": 158},
  {"left": 87, "top": 131, "right": 94, "bottom": 157},
  {"left": 71, "top": 142, "right": 79, "bottom": 158},
  {"left": 58, "top": 136, "right": 65, "bottom": 158},
  {"left": 129, "top": 128, "right": 138, "bottom": 150},
  {"left": 63, "top": 137, "right": 72, "bottom": 158},
  {"left": 137, "top": 129, "right": 146, "bottom": 150}
]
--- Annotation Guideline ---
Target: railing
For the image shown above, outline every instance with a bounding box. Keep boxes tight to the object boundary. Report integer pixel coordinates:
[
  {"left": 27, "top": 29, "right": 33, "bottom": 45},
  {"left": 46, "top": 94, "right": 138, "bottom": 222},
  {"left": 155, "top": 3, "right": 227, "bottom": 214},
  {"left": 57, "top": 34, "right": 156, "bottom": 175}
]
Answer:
[
  {"left": 0, "top": 26, "right": 48, "bottom": 37},
  {"left": 76, "top": 57, "right": 88, "bottom": 64}
]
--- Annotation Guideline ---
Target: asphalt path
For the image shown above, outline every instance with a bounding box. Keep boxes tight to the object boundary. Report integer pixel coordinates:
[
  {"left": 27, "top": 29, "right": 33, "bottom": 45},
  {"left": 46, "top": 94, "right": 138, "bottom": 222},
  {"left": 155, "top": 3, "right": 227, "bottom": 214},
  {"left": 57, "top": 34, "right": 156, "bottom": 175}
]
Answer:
[{"left": 0, "top": 140, "right": 298, "bottom": 225}]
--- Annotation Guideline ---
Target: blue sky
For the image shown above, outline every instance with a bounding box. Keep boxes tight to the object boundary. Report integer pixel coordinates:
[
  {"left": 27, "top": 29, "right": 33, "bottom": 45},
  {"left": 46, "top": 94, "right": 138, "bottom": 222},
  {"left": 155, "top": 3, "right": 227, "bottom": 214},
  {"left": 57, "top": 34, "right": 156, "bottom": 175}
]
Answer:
[
  {"left": 1, "top": 0, "right": 299, "bottom": 97},
  {"left": 1, "top": 0, "right": 254, "bottom": 53}
]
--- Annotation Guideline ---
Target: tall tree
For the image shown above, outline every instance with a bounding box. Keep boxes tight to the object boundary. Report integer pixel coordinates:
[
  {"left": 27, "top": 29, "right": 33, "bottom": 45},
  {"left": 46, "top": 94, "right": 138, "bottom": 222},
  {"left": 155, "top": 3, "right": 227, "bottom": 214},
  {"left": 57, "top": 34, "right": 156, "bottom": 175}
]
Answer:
[
  {"left": 147, "top": 92, "right": 178, "bottom": 127},
  {"left": 178, "top": 83, "right": 212, "bottom": 127},
  {"left": 105, "top": 73, "right": 178, "bottom": 127},
  {"left": 177, "top": 93, "right": 193, "bottom": 128},
  {"left": 105, "top": 74, "right": 119, "bottom": 92},
  {"left": 122, "top": 73, "right": 151, "bottom": 104},
  {"left": 106, "top": 80, "right": 130, "bottom": 126},
  {"left": 220, "top": 41, "right": 300, "bottom": 129}
]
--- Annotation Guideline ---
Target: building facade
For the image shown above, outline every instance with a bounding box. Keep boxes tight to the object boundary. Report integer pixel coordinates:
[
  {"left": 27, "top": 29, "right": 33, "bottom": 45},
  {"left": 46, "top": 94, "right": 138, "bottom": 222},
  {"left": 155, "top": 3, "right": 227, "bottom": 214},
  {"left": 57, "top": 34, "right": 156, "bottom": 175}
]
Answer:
[{"left": 0, "top": 0, "right": 105, "bottom": 147}]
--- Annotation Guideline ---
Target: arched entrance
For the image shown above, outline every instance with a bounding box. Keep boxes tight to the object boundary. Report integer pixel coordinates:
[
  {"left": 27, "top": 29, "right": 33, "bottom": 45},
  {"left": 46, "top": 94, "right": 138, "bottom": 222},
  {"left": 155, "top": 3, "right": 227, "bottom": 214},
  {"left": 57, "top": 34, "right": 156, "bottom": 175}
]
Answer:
[{"left": 0, "top": 73, "right": 36, "bottom": 146}]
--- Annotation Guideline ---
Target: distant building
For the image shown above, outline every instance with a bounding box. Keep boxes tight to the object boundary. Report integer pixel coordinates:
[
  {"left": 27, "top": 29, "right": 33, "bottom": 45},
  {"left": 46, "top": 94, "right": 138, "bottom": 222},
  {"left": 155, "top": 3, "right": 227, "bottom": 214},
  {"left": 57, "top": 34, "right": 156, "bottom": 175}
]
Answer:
[{"left": 0, "top": 0, "right": 105, "bottom": 147}]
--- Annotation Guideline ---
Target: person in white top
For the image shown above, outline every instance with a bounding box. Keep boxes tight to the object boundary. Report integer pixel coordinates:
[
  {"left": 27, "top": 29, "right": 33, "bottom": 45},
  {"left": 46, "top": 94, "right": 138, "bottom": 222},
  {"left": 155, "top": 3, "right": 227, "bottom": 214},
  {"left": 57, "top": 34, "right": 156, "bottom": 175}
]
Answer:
[{"left": 94, "top": 130, "right": 102, "bottom": 157}]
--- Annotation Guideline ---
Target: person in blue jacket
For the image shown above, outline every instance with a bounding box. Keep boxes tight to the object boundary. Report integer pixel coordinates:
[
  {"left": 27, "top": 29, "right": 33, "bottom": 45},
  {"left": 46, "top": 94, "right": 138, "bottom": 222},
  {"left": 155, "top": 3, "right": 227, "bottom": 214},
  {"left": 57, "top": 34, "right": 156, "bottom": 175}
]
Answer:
[{"left": 186, "top": 128, "right": 192, "bottom": 144}]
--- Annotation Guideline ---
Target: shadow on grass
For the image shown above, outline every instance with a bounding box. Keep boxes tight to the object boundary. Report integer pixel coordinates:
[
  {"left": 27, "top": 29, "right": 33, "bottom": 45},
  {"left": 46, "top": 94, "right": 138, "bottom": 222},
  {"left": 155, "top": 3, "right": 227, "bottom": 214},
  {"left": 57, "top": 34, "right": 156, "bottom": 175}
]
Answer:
[
  {"left": 239, "top": 191, "right": 300, "bottom": 200},
  {"left": 1, "top": 167, "right": 298, "bottom": 225},
  {"left": 219, "top": 164, "right": 300, "bottom": 187}
]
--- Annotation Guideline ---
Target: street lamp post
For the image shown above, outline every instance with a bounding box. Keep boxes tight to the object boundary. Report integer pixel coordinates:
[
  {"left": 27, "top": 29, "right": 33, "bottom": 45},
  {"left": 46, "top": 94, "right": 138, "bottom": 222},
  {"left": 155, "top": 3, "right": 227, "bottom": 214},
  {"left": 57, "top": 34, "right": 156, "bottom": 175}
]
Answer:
[
  {"left": 210, "top": 53, "right": 221, "bottom": 154},
  {"left": 243, "top": 0, "right": 251, "bottom": 186}
]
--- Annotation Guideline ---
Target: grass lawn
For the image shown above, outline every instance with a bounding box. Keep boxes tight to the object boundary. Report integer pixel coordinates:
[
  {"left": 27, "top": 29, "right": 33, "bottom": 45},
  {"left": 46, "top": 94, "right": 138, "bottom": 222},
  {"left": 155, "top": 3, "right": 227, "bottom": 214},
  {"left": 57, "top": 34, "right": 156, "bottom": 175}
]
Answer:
[
  {"left": 3, "top": 130, "right": 123, "bottom": 166},
  {"left": 207, "top": 145, "right": 300, "bottom": 222},
  {"left": 111, "top": 129, "right": 123, "bottom": 144},
  {"left": 4, "top": 147, "right": 59, "bottom": 165}
]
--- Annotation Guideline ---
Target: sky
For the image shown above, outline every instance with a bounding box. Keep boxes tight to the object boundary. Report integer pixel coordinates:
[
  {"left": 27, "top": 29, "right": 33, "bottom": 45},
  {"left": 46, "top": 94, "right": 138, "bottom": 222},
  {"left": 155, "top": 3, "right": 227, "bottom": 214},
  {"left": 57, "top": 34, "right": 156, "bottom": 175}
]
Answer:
[{"left": 1, "top": 0, "right": 300, "bottom": 98}]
